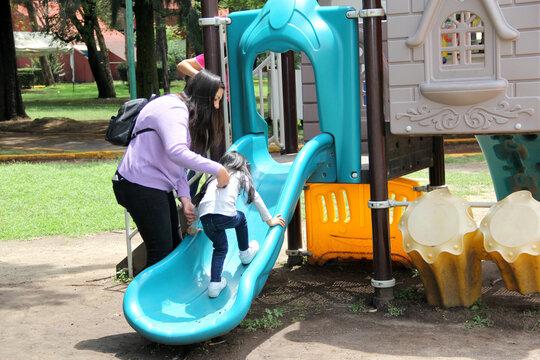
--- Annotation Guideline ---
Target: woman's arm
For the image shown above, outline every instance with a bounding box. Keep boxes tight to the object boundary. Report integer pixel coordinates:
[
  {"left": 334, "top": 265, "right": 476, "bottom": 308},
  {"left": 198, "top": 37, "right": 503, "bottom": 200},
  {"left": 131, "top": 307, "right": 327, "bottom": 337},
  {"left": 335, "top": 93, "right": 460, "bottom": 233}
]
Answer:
[
  {"left": 216, "top": 166, "right": 230, "bottom": 188},
  {"left": 177, "top": 57, "right": 203, "bottom": 77}
]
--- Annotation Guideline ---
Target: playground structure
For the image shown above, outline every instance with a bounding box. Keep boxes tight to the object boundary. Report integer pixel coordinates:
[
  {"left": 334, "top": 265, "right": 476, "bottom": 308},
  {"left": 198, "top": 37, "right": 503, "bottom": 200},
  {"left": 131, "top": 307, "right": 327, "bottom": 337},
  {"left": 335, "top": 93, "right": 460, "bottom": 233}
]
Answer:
[{"left": 121, "top": 0, "right": 540, "bottom": 345}]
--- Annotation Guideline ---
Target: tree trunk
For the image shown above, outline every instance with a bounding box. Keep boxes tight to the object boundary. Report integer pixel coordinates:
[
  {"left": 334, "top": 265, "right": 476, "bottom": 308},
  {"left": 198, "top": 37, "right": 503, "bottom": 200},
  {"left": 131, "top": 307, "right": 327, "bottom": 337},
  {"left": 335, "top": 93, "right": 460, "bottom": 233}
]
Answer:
[
  {"left": 93, "top": 15, "right": 116, "bottom": 98},
  {"left": 69, "top": 1, "right": 115, "bottom": 98},
  {"left": 24, "top": 0, "right": 55, "bottom": 86},
  {"left": 0, "top": 0, "right": 28, "bottom": 121},
  {"left": 134, "top": 0, "right": 159, "bottom": 99},
  {"left": 155, "top": 9, "right": 170, "bottom": 94},
  {"left": 38, "top": 56, "right": 56, "bottom": 86}
]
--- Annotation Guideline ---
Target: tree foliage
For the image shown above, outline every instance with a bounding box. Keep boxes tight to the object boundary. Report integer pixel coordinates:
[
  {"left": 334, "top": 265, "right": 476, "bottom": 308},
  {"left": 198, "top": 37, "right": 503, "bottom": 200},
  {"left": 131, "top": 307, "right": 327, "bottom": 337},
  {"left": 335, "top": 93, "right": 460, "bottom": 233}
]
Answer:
[
  {"left": 40, "top": 0, "right": 117, "bottom": 98},
  {"left": 220, "top": 0, "right": 266, "bottom": 12}
]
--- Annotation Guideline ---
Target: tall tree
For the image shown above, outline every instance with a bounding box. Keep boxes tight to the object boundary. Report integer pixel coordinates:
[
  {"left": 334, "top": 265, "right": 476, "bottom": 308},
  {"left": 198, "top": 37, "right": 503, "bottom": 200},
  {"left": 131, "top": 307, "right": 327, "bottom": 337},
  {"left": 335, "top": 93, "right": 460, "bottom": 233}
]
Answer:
[
  {"left": 42, "top": 0, "right": 116, "bottom": 98},
  {"left": 22, "top": 0, "right": 56, "bottom": 86},
  {"left": 1, "top": 0, "right": 28, "bottom": 121},
  {"left": 155, "top": 3, "right": 170, "bottom": 94},
  {"left": 177, "top": 0, "right": 202, "bottom": 57},
  {"left": 93, "top": 14, "right": 116, "bottom": 97},
  {"left": 133, "top": 0, "right": 159, "bottom": 98}
]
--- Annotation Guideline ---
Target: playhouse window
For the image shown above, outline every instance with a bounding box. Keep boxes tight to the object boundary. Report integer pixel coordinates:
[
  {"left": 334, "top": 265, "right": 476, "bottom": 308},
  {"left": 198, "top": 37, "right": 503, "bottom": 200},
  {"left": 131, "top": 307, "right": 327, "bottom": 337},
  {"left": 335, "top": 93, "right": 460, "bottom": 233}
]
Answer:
[{"left": 440, "top": 12, "right": 484, "bottom": 68}]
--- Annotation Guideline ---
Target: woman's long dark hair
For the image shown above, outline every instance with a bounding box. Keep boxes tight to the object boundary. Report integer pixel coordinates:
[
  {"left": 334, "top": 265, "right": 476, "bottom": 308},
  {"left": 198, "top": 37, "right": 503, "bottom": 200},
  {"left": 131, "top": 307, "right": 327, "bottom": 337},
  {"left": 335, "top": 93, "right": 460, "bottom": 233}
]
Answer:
[
  {"left": 177, "top": 70, "right": 225, "bottom": 155},
  {"left": 191, "top": 151, "right": 256, "bottom": 207}
]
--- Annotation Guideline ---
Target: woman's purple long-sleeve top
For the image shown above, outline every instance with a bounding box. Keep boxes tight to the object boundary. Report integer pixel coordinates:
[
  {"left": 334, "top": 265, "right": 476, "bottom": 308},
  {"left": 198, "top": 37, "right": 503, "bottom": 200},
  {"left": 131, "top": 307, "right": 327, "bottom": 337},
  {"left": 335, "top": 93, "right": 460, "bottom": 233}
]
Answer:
[{"left": 117, "top": 94, "right": 222, "bottom": 199}]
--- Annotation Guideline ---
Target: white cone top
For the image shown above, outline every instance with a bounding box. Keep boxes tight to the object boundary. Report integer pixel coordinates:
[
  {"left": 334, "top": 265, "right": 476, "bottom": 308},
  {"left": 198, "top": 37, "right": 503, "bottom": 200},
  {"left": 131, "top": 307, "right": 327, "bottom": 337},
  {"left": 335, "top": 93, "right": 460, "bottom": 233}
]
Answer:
[
  {"left": 399, "top": 188, "right": 477, "bottom": 263},
  {"left": 480, "top": 190, "right": 540, "bottom": 263}
]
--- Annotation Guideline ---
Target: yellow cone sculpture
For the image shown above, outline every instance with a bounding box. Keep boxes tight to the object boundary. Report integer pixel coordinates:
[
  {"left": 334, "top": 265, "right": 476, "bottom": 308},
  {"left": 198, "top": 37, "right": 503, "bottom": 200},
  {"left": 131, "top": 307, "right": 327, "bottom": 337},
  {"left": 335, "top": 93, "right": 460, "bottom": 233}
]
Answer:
[
  {"left": 399, "top": 188, "right": 484, "bottom": 307},
  {"left": 480, "top": 190, "right": 540, "bottom": 295}
]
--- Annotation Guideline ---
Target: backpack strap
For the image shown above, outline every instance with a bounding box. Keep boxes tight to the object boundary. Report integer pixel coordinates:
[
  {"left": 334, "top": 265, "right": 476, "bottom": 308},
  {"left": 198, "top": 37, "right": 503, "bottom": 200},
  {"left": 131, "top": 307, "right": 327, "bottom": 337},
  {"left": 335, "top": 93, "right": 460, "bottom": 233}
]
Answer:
[
  {"left": 132, "top": 128, "right": 155, "bottom": 138},
  {"left": 132, "top": 94, "right": 158, "bottom": 139}
]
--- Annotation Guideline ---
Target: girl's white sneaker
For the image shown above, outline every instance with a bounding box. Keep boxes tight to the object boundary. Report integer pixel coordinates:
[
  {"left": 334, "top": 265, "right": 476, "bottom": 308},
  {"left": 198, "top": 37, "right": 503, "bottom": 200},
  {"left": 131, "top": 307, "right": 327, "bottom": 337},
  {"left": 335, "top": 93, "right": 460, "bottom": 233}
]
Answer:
[
  {"left": 208, "top": 278, "right": 227, "bottom": 298},
  {"left": 239, "top": 240, "right": 259, "bottom": 265}
]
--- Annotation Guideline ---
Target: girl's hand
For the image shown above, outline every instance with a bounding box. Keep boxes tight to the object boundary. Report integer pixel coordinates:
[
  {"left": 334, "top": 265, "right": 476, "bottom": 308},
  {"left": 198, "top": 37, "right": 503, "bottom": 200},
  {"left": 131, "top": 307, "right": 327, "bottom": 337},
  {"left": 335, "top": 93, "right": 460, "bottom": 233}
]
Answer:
[
  {"left": 179, "top": 196, "right": 196, "bottom": 224},
  {"left": 216, "top": 166, "right": 230, "bottom": 188},
  {"left": 187, "top": 227, "right": 201, "bottom": 235},
  {"left": 266, "top": 214, "right": 285, "bottom": 228}
]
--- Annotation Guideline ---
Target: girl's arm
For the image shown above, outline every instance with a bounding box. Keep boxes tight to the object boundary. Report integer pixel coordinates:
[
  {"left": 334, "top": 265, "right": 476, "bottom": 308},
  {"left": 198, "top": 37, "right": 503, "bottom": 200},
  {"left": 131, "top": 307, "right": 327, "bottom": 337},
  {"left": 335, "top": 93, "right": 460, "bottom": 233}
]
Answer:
[{"left": 250, "top": 187, "right": 285, "bottom": 227}]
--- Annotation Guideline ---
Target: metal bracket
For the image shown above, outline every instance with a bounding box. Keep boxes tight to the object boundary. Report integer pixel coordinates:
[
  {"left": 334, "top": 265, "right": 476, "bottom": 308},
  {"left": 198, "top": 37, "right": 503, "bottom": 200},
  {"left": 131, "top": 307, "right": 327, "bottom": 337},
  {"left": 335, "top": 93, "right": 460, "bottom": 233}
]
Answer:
[
  {"left": 199, "top": 16, "right": 231, "bottom": 26},
  {"left": 371, "top": 278, "right": 396, "bottom": 289},
  {"left": 346, "top": 10, "right": 358, "bottom": 19},
  {"left": 286, "top": 249, "right": 312, "bottom": 257},
  {"left": 367, "top": 199, "right": 410, "bottom": 209},
  {"left": 413, "top": 184, "right": 448, "bottom": 192},
  {"left": 346, "top": 8, "right": 385, "bottom": 19}
]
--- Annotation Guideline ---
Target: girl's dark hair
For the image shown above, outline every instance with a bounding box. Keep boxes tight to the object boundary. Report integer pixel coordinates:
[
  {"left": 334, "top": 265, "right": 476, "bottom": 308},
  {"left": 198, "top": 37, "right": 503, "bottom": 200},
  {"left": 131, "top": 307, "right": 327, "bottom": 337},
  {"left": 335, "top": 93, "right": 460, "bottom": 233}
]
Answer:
[
  {"left": 219, "top": 151, "right": 256, "bottom": 204},
  {"left": 177, "top": 70, "right": 225, "bottom": 155},
  {"left": 191, "top": 151, "right": 256, "bottom": 207}
]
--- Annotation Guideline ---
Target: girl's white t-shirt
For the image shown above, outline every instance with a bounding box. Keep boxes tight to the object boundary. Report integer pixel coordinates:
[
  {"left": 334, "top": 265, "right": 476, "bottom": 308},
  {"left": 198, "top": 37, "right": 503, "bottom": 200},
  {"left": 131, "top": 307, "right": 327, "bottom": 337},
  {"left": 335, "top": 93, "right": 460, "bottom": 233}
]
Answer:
[{"left": 197, "top": 171, "right": 272, "bottom": 222}]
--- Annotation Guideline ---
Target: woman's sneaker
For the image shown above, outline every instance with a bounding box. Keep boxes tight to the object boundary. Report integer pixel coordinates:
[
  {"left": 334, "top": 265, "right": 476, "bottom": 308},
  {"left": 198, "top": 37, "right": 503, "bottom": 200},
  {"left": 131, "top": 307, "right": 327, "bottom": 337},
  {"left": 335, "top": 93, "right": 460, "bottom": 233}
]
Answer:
[
  {"left": 239, "top": 240, "right": 259, "bottom": 265},
  {"left": 208, "top": 278, "right": 227, "bottom": 298}
]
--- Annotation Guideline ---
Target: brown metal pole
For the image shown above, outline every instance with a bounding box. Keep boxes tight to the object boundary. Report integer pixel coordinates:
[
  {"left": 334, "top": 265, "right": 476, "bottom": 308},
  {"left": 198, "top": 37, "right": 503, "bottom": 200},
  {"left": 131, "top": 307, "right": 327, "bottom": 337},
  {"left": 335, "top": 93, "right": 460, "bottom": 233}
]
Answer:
[
  {"left": 201, "top": 0, "right": 226, "bottom": 160},
  {"left": 282, "top": 51, "right": 298, "bottom": 154},
  {"left": 281, "top": 51, "right": 303, "bottom": 266},
  {"left": 201, "top": 0, "right": 221, "bottom": 77},
  {"left": 429, "top": 136, "right": 446, "bottom": 186},
  {"left": 363, "top": 0, "right": 394, "bottom": 307}
]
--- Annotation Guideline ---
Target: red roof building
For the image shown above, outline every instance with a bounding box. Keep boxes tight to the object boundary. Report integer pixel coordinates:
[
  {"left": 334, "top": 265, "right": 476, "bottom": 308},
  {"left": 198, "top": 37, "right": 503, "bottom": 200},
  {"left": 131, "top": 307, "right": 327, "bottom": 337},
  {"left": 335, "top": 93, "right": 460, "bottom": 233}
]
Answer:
[{"left": 12, "top": 2, "right": 128, "bottom": 82}]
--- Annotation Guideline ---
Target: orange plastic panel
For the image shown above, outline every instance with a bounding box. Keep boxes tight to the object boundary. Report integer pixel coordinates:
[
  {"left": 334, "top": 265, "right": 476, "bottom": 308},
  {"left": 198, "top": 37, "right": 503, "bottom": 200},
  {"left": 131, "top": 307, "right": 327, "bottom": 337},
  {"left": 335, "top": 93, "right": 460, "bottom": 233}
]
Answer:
[{"left": 305, "top": 178, "right": 423, "bottom": 266}]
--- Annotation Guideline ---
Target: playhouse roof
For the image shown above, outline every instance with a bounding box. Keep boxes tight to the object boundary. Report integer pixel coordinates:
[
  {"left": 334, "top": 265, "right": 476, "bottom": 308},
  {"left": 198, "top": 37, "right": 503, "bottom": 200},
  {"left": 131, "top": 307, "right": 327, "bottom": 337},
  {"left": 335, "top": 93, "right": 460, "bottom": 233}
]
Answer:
[{"left": 406, "top": 0, "right": 519, "bottom": 48}]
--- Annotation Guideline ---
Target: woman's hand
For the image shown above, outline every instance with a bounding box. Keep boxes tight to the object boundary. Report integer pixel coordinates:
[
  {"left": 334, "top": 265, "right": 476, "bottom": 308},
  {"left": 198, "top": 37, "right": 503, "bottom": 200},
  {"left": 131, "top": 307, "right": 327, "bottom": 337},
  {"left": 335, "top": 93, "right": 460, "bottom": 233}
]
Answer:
[
  {"left": 179, "top": 196, "right": 196, "bottom": 224},
  {"left": 266, "top": 214, "right": 286, "bottom": 228},
  {"left": 216, "top": 166, "right": 230, "bottom": 188}
]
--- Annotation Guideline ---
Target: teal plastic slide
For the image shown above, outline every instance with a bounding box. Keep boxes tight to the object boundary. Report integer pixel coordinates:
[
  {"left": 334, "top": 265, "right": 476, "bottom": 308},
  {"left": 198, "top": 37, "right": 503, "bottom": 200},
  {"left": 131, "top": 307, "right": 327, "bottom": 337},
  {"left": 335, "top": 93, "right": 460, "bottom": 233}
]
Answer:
[
  {"left": 122, "top": 133, "right": 334, "bottom": 345},
  {"left": 123, "top": 0, "right": 361, "bottom": 344}
]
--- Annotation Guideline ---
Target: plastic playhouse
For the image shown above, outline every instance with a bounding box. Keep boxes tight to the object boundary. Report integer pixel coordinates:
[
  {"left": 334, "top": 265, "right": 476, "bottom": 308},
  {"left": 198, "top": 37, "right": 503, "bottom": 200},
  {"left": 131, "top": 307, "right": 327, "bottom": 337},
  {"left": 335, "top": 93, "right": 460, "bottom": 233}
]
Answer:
[{"left": 122, "top": 0, "right": 540, "bottom": 344}]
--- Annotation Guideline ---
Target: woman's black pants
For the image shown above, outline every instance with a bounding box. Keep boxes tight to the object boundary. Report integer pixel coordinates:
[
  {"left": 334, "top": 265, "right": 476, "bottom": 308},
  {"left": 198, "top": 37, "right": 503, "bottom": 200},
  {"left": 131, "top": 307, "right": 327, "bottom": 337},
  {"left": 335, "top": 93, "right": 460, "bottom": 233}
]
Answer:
[{"left": 112, "top": 173, "right": 181, "bottom": 268}]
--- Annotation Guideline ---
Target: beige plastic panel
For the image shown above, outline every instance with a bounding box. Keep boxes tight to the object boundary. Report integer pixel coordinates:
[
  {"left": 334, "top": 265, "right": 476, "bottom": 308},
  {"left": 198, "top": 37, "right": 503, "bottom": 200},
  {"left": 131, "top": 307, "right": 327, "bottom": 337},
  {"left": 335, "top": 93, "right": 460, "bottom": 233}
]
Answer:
[{"left": 386, "top": 0, "right": 540, "bottom": 135}]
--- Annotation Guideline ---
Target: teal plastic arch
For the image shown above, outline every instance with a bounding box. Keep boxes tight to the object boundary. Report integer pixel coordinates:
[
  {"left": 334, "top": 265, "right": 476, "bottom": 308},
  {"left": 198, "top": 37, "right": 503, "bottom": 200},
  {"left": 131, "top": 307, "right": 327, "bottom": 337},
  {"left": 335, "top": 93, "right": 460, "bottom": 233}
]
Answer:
[
  {"left": 477, "top": 134, "right": 540, "bottom": 201},
  {"left": 227, "top": 0, "right": 362, "bottom": 183}
]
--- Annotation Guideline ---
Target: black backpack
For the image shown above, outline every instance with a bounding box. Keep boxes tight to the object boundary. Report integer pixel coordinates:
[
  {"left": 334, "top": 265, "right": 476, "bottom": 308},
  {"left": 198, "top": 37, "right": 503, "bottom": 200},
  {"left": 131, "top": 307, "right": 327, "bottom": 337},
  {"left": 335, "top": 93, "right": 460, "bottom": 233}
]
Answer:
[{"left": 105, "top": 94, "right": 157, "bottom": 146}]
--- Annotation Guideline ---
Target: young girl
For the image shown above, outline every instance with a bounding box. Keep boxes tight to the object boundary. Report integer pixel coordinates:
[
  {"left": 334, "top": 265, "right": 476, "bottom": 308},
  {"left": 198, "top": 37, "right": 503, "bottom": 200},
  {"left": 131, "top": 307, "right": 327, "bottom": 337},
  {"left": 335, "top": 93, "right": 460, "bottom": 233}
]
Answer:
[{"left": 192, "top": 151, "right": 285, "bottom": 298}]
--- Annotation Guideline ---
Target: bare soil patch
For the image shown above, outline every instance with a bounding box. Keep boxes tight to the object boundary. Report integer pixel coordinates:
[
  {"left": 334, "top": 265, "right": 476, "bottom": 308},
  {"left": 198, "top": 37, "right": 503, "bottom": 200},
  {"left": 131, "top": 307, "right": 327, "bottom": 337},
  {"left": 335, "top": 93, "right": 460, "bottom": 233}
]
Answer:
[{"left": 0, "top": 117, "right": 109, "bottom": 135}]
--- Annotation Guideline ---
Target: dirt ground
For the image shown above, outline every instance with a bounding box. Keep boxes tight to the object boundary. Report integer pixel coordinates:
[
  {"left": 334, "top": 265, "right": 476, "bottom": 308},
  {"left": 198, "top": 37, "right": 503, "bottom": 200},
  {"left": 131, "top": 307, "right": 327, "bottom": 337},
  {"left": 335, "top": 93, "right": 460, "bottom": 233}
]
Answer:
[
  {"left": 2, "top": 232, "right": 540, "bottom": 360},
  {"left": 1, "top": 119, "right": 540, "bottom": 359}
]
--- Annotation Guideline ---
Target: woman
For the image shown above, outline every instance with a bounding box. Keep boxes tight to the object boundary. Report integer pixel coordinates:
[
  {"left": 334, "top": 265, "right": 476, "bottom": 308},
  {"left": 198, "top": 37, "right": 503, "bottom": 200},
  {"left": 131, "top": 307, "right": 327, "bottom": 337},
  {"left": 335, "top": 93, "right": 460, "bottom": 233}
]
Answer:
[{"left": 112, "top": 70, "right": 229, "bottom": 269}]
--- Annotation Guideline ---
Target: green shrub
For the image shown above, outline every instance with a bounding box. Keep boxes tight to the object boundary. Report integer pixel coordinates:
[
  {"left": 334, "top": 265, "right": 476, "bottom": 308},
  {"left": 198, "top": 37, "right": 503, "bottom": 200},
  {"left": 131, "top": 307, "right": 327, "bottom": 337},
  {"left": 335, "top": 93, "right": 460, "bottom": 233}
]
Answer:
[
  {"left": 117, "top": 62, "right": 128, "bottom": 82},
  {"left": 17, "top": 68, "right": 35, "bottom": 89}
]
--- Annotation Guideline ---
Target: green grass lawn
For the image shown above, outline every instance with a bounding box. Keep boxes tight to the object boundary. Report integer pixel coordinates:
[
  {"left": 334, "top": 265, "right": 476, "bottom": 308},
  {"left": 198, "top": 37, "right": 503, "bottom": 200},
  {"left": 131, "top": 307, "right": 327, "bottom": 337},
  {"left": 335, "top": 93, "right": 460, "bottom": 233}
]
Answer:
[
  {"left": 22, "top": 78, "right": 271, "bottom": 121},
  {"left": 405, "top": 155, "right": 494, "bottom": 199},
  {"left": 0, "top": 155, "right": 493, "bottom": 241},
  {"left": 22, "top": 81, "right": 186, "bottom": 121},
  {"left": 0, "top": 160, "right": 126, "bottom": 240}
]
